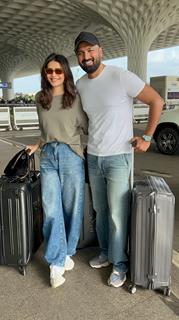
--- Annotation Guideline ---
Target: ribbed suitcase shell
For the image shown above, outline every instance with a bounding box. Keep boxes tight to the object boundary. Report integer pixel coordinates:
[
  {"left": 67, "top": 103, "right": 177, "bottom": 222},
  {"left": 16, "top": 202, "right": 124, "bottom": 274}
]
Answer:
[
  {"left": 130, "top": 176, "right": 175, "bottom": 294},
  {"left": 0, "top": 176, "right": 43, "bottom": 275}
]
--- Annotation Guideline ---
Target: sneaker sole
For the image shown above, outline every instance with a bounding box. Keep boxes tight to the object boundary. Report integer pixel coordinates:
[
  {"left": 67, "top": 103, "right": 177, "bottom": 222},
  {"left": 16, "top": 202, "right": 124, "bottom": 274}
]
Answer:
[
  {"left": 107, "top": 275, "right": 126, "bottom": 288},
  {"left": 89, "top": 261, "right": 111, "bottom": 269},
  {"left": 50, "top": 276, "right": 66, "bottom": 288},
  {"left": 65, "top": 263, "right": 74, "bottom": 271}
]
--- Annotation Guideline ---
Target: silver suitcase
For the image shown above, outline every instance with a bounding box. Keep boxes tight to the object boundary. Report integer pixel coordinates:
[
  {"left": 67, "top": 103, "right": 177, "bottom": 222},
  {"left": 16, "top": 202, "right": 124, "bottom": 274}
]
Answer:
[{"left": 129, "top": 175, "right": 175, "bottom": 296}]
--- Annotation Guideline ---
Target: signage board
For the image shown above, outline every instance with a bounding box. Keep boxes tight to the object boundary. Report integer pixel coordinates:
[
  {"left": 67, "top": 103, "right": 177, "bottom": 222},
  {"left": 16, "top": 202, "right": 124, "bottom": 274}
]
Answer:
[{"left": 0, "top": 82, "right": 11, "bottom": 89}]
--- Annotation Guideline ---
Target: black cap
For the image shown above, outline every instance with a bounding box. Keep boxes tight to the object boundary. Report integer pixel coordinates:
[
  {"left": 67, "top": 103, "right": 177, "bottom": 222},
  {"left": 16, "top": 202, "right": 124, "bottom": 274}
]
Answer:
[{"left": 74, "top": 31, "right": 100, "bottom": 52}]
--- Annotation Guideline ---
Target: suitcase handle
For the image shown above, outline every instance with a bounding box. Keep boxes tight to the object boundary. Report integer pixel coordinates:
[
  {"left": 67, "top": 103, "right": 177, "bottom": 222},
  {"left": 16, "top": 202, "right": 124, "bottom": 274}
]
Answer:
[{"left": 148, "top": 194, "right": 158, "bottom": 287}]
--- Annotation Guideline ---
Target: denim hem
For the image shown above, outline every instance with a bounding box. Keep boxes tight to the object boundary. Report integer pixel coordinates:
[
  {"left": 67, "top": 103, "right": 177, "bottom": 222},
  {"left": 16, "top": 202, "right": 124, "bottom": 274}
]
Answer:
[{"left": 113, "top": 263, "right": 128, "bottom": 273}]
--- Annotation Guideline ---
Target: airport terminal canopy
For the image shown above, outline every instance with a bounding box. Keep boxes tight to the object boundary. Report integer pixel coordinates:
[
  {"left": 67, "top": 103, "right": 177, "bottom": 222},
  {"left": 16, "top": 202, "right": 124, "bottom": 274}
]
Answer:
[{"left": 0, "top": 0, "right": 179, "bottom": 99}]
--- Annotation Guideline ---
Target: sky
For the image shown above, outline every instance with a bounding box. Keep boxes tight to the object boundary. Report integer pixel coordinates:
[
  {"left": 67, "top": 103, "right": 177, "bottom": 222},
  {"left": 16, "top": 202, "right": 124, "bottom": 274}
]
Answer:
[{"left": 1, "top": 45, "right": 179, "bottom": 96}]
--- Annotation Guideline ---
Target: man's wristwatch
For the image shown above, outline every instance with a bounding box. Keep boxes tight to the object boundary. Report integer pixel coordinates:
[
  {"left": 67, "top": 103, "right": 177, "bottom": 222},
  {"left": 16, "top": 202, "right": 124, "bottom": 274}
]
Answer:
[{"left": 142, "top": 134, "right": 152, "bottom": 142}]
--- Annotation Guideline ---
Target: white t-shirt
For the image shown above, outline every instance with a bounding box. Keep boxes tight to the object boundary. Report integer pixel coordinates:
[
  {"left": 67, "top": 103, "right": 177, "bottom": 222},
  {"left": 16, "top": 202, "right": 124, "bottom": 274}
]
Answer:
[{"left": 76, "top": 65, "right": 145, "bottom": 156}]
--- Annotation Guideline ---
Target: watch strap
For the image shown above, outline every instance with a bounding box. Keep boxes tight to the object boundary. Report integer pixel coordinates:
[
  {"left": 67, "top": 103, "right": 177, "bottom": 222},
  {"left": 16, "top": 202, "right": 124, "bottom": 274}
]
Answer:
[{"left": 142, "top": 134, "right": 152, "bottom": 142}]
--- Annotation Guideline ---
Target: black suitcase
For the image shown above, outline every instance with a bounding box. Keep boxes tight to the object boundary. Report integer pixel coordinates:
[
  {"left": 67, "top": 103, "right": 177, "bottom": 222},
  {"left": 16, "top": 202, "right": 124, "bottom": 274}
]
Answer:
[
  {"left": 77, "top": 183, "right": 97, "bottom": 249},
  {"left": 77, "top": 154, "right": 97, "bottom": 249},
  {"left": 0, "top": 173, "right": 43, "bottom": 276},
  {"left": 129, "top": 175, "right": 175, "bottom": 296}
]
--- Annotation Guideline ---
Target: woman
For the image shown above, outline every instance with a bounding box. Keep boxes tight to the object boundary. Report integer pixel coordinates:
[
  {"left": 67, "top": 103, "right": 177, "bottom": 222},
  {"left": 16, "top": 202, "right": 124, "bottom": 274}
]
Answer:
[{"left": 26, "top": 53, "right": 88, "bottom": 288}]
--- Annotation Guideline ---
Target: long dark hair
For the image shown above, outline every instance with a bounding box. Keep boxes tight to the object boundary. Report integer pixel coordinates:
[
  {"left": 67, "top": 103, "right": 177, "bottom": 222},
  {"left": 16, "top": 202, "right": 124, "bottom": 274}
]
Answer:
[{"left": 38, "top": 53, "right": 76, "bottom": 109}]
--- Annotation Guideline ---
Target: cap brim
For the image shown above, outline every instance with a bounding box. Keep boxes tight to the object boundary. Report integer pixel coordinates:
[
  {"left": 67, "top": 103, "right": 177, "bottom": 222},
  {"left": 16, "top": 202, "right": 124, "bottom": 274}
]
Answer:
[{"left": 75, "top": 40, "right": 97, "bottom": 52}]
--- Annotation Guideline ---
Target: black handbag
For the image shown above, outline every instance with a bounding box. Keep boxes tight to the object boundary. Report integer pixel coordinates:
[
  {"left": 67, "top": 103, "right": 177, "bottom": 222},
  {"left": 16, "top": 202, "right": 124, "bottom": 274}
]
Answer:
[{"left": 4, "top": 148, "right": 35, "bottom": 182}]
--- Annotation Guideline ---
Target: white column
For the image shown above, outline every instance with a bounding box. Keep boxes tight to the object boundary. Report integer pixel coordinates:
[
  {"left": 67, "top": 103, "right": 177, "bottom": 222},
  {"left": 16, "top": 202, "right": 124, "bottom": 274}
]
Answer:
[
  {"left": 126, "top": 38, "right": 150, "bottom": 82},
  {"left": 128, "top": 48, "right": 148, "bottom": 82},
  {"left": 1, "top": 75, "right": 14, "bottom": 101}
]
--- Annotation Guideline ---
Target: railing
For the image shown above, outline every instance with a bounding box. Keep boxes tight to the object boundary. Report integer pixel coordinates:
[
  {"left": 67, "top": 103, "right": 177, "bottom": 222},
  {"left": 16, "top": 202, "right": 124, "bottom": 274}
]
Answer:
[
  {"left": 133, "top": 104, "right": 149, "bottom": 123},
  {"left": 0, "top": 101, "right": 178, "bottom": 130},
  {"left": 13, "top": 106, "right": 39, "bottom": 130},
  {"left": 0, "top": 106, "right": 12, "bottom": 131},
  {"left": 133, "top": 101, "right": 179, "bottom": 123},
  {"left": 164, "top": 99, "right": 179, "bottom": 110},
  {"left": 0, "top": 104, "right": 39, "bottom": 130}
]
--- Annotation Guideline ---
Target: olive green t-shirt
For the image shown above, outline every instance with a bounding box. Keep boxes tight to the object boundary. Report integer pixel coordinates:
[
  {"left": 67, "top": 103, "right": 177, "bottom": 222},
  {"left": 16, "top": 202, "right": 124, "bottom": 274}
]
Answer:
[{"left": 36, "top": 93, "right": 88, "bottom": 159}]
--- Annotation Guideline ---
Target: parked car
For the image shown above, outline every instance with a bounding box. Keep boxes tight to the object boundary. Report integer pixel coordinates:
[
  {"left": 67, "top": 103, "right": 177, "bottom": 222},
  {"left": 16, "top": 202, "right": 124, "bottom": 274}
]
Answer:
[{"left": 153, "top": 109, "right": 179, "bottom": 155}]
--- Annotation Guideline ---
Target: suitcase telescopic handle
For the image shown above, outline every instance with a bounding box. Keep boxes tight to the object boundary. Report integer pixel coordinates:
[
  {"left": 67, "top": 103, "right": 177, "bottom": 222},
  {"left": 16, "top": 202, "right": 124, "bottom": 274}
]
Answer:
[
  {"left": 152, "top": 199, "right": 157, "bottom": 278},
  {"left": 148, "top": 194, "right": 158, "bottom": 286},
  {"left": 130, "top": 147, "right": 134, "bottom": 189}
]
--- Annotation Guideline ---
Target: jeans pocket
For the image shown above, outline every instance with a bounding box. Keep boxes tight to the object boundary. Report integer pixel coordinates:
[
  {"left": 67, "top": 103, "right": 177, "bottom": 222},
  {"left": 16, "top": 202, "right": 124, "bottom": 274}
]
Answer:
[
  {"left": 40, "top": 144, "right": 55, "bottom": 170},
  {"left": 40, "top": 144, "right": 51, "bottom": 159},
  {"left": 111, "top": 154, "right": 131, "bottom": 168},
  {"left": 123, "top": 154, "right": 132, "bottom": 168}
]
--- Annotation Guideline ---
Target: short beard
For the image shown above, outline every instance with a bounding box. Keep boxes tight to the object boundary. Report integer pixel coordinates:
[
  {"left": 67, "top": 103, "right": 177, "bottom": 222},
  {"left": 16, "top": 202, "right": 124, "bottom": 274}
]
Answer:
[{"left": 79, "top": 60, "right": 101, "bottom": 74}]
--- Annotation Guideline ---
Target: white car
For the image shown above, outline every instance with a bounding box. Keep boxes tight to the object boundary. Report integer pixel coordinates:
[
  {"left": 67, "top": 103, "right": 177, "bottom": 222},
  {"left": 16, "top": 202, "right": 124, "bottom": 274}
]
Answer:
[{"left": 153, "top": 109, "right": 179, "bottom": 155}]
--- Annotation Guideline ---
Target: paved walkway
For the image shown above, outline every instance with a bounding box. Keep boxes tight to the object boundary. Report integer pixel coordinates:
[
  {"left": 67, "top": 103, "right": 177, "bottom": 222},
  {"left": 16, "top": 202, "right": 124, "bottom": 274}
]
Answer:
[{"left": 0, "top": 128, "right": 179, "bottom": 320}]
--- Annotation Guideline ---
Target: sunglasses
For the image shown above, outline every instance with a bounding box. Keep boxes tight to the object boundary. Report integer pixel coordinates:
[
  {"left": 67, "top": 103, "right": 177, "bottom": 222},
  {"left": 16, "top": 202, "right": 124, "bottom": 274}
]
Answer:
[{"left": 46, "top": 68, "right": 64, "bottom": 75}]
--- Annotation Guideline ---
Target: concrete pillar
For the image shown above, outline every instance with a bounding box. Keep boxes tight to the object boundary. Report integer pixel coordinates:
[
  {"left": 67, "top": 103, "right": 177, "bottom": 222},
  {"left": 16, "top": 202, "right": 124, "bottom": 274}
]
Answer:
[
  {"left": 1, "top": 76, "right": 14, "bottom": 102},
  {"left": 127, "top": 47, "right": 148, "bottom": 82},
  {"left": 126, "top": 37, "right": 150, "bottom": 82}
]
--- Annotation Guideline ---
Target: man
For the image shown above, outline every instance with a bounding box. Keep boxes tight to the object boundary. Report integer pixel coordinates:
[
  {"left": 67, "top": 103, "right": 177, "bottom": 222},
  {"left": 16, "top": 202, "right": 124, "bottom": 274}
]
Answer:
[{"left": 74, "top": 31, "right": 164, "bottom": 288}]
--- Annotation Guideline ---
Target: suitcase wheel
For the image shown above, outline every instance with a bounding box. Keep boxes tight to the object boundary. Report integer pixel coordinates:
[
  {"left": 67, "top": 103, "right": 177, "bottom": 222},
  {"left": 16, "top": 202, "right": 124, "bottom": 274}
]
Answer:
[
  {"left": 128, "top": 284, "right": 137, "bottom": 294},
  {"left": 163, "top": 287, "right": 171, "bottom": 297},
  {"left": 18, "top": 266, "right": 26, "bottom": 276}
]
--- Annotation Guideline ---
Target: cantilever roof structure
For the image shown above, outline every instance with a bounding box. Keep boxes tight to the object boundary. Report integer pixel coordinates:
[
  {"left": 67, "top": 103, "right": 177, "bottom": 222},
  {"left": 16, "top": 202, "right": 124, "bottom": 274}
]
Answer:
[{"left": 0, "top": 0, "right": 179, "bottom": 99}]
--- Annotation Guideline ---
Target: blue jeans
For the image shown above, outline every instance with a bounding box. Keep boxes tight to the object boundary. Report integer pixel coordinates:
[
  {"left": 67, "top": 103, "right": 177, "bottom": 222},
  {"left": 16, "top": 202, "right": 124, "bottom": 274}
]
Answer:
[
  {"left": 40, "top": 142, "right": 85, "bottom": 267},
  {"left": 87, "top": 153, "right": 132, "bottom": 273}
]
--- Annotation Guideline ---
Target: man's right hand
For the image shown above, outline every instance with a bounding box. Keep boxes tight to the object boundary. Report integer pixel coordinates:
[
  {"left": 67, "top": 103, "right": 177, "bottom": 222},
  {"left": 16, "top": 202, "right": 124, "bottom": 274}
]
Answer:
[{"left": 130, "top": 136, "right": 151, "bottom": 152}]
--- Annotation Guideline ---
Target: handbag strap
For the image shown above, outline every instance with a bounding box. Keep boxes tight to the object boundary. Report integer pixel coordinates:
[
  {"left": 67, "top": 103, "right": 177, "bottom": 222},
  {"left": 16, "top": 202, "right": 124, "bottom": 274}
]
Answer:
[
  {"left": 26, "top": 150, "right": 36, "bottom": 179},
  {"left": 17, "top": 150, "right": 36, "bottom": 182}
]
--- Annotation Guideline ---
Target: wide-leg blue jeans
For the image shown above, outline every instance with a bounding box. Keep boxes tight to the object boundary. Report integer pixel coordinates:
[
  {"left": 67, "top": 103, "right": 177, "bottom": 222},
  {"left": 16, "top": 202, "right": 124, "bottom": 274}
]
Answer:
[
  {"left": 87, "top": 153, "right": 132, "bottom": 273},
  {"left": 40, "top": 142, "right": 85, "bottom": 267}
]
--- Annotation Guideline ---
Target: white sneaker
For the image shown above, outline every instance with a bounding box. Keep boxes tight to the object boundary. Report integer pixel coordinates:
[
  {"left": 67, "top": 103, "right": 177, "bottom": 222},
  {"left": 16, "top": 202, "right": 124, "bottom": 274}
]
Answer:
[
  {"left": 65, "top": 256, "right": 75, "bottom": 271},
  {"left": 50, "top": 265, "right": 65, "bottom": 288},
  {"left": 108, "top": 271, "right": 126, "bottom": 288}
]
